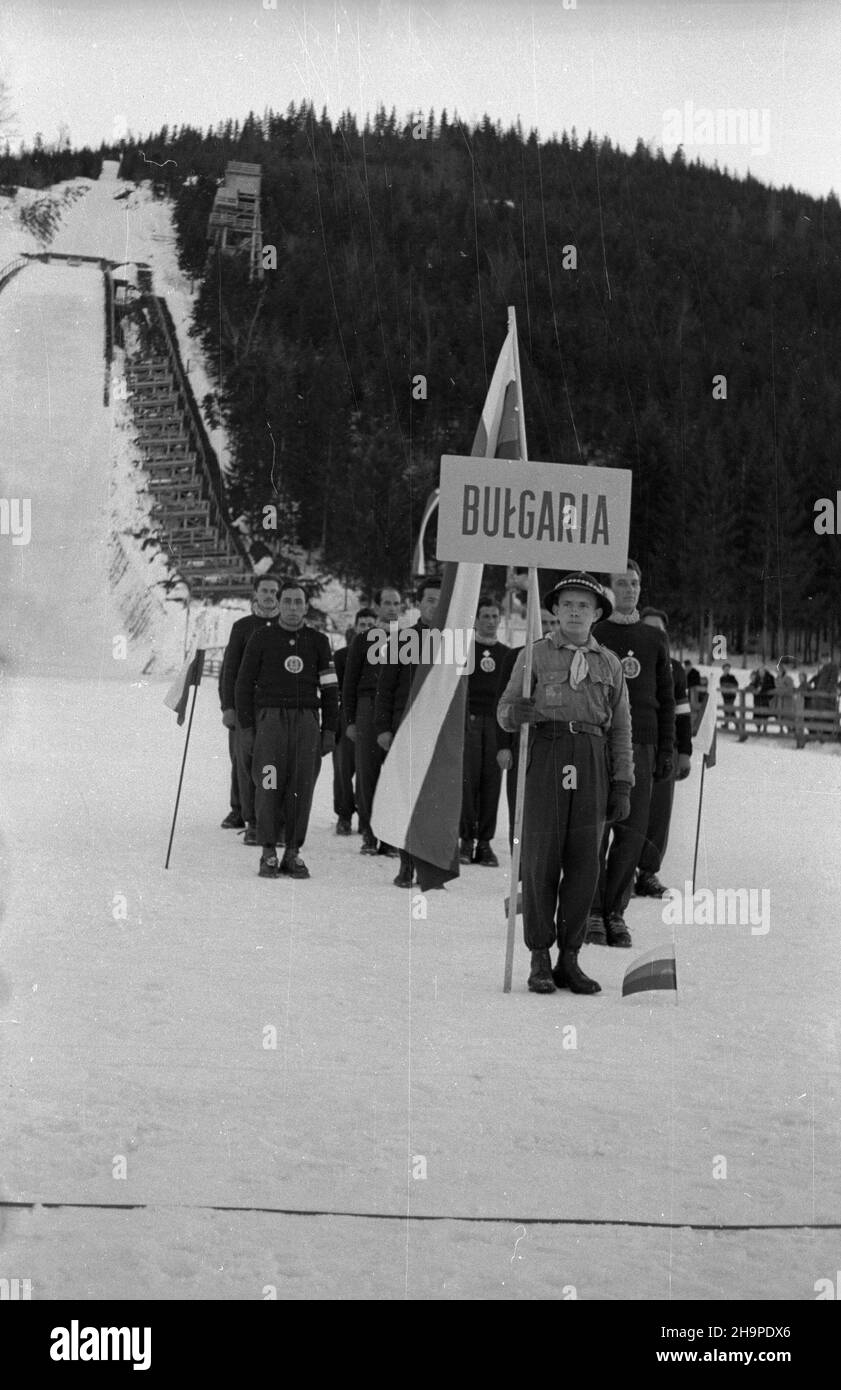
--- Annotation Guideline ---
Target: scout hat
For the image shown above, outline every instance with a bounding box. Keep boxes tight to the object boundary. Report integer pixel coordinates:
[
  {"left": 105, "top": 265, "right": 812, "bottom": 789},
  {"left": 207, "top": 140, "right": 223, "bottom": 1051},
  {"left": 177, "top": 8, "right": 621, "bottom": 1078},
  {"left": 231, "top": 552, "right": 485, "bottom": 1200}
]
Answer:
[{"left": 542, "top": 571, "right": 613, "bottom": 620}]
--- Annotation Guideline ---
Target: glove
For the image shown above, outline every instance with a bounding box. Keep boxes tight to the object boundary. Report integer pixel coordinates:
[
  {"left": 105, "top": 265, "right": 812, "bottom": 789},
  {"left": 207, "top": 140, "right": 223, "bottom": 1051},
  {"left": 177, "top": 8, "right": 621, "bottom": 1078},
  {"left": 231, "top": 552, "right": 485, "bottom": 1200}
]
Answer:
[
  {"left": 377, "top": 731, "right": 393, "bottom": 752},
  {"left": 508, "top": 697, "right": 540, "bottom": 726},
  {"left": 675, "top": 752, "right": 692, "bottom": 781},
  {"left": 606, "top": 782, "right": 632, "bottom": 824},
  {"left": 321, "top": 730, "right": 336, "bottom": 757},
  {"left": 653, "top": 750, "right": 674, "bottom": 781},
  {"left": 222, "top": 708, "right": 236, "bottom": 729},
  {"left": 346, "top": 723, "right": 357, "bottom": 743},
  {"left": 496, "top": 750, "right": 514, "bottom": 771}
]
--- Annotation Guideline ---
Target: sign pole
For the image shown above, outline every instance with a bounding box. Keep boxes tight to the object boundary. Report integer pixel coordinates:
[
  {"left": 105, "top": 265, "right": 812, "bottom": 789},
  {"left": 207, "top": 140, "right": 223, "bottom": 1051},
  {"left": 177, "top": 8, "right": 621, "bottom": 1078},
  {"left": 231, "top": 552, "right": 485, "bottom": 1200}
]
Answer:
[{"left": 503, "top": 308, "right": 534, "bottom": 993}]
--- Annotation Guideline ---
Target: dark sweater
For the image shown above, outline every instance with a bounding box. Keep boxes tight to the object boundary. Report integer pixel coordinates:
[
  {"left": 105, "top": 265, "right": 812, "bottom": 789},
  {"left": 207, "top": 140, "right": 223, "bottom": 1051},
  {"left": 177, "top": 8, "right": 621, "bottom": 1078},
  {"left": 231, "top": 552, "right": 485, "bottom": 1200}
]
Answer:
[
  {"left": 374, "top": 620, "right": 425, "bottom": 735},
  {"left": 219, "top": 612, "right": 279, "bottom": 710},
  {"left": 468, "top": 639, "right": 510, "bottom": 715},
  {"left": 342, "top": 627, "right": 384, "bottom": 723},
  {"left": 234, "top": 623, "right": 339, "bottom": 733},
  {"left": 592, "top": 618, "right": 675, "bottom": 753}
]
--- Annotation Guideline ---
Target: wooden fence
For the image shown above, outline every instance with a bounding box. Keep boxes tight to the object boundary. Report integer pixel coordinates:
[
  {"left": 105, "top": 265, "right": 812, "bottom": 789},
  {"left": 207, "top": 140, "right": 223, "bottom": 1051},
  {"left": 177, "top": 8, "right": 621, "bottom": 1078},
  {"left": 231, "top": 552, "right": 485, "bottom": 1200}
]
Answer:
[{"left": 690, "top": 687, "right": 840, "bottom": 748}]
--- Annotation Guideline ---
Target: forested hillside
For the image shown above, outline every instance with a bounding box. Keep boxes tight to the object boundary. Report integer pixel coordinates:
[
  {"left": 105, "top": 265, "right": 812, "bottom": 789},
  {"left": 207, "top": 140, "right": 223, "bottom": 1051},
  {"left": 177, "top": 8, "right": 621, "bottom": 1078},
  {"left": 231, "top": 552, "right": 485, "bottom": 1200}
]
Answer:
[{"left": 7, "top": 105, "right": 841, "bottom": 654}]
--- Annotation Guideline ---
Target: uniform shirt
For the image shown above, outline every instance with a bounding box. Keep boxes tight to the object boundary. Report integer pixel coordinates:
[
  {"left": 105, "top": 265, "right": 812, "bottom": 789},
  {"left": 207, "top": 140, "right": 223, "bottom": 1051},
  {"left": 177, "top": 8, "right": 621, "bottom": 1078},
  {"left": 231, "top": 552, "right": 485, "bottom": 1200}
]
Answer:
[
  {"left": 235, "top": 623, "right": 339, "bottom": 732},
  {"left": 593, "top": 618, "right": 675, "bottom": 755},
  {"left": 218, "top": 611, "right": 279, "bottom": 711},
  {"left": 497, "top": 633, "right": 634, "bottom": 786},
  {"left": 467, "top": 639, "right": 510, "bottom": 716}
]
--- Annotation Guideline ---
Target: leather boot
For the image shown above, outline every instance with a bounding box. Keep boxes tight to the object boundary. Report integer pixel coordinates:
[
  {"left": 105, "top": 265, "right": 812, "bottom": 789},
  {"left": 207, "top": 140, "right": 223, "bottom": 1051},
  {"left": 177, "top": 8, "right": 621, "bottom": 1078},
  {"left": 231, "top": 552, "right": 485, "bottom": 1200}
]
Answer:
[
  {"left": 559, "top": 949, "right": 601, "bottom": 995},
  {"left": 527, "top": 949, "right": 556, "bottom": 994}
]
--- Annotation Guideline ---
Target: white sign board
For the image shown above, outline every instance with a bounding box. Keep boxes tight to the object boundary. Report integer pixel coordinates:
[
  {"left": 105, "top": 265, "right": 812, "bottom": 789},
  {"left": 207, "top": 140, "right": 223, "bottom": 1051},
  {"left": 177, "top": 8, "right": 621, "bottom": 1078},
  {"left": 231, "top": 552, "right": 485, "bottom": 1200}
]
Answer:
[{"left": 435, "top": 455, "right": 632, "bottom": 572}]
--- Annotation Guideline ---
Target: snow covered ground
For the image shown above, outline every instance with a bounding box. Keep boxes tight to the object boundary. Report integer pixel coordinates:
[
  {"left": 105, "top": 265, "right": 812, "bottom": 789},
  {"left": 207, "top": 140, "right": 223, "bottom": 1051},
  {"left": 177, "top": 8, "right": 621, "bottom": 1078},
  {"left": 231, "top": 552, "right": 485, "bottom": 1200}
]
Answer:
[{"left": 1, "top": 676, "right": 839, "bottom": 1299}]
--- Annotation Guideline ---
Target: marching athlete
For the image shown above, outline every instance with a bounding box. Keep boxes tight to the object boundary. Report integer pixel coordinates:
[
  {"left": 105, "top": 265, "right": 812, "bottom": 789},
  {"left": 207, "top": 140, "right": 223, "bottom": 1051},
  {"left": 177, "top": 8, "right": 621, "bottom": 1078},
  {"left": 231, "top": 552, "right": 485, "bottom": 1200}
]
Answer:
[
  {"left": 219, "top": 573, "right": 281, "bottom": 844},
  {"left": 235, "top": 580, "right": 339, "bottom": 879},
  {"left": 498, "top": 572, "right": 633, "bottom": 996},
  {"left": 459, "top": 595, "right": 509, "bottom": 867}
]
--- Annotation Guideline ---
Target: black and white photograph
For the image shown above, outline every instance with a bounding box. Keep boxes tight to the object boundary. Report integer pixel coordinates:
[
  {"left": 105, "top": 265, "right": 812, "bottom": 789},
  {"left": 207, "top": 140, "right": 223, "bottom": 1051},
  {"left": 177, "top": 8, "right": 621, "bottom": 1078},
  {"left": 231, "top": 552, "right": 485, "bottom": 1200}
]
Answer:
[{"left": 1, "top": 0, "right": 839, "bottom": 1330}]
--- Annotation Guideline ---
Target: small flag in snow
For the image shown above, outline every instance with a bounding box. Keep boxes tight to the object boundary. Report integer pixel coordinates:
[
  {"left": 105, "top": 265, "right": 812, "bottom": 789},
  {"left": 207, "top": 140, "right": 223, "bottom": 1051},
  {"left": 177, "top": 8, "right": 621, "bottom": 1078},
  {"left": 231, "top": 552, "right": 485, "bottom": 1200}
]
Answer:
[
  {"left": 621, "top": 944, "right": 677, "bottom": 999},
  {"left": 164, "top": 649, "right": 205, "bottom": 726}
]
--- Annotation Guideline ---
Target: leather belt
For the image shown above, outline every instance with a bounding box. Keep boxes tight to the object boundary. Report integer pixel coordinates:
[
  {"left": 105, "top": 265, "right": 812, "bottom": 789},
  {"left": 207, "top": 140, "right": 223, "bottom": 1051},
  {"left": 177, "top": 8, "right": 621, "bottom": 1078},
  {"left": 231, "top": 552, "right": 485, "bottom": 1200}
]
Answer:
[{"left": 538, "top": 719, "right": 605, "bottom": 738}]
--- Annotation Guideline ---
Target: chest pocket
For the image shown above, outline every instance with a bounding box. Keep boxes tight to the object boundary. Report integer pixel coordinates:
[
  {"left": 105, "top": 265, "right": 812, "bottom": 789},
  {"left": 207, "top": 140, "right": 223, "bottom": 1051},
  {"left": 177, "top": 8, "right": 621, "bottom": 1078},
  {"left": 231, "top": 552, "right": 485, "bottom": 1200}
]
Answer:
[{"left": 542, "top": 682, "right": 567, "bottom": 707}]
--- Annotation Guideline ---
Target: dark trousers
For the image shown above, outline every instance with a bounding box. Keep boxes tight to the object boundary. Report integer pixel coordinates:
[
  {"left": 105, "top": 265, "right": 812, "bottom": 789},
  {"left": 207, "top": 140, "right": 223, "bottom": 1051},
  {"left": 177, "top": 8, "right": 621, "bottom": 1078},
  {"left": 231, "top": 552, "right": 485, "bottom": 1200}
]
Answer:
[
  {"left": 355, "top": 694, "right": 383, "bottom": 834},
  {"left": 637, "top": 769, "right": 676, "bottom": 875},
  {"left": 505, "top": 757, "right": 517, "bottom": 852},
  {"left": 460, "top": 711, "right": 503, "bottom": 843},
  {"left": 332, "top": 723, "right": 356, "bottom": 820},
  {"left": 522, "top": 728, "right": 609, "bottom": 953},
  {"left": 227, "top": 727, "right": 241, "bottom": 814},
  {"left": 253, "top": 708, "right": 321, "bottom": 851},
  {"left": 235, "top": 722, "right": 256, "bottom": 824},
  {"left": 593, "top": 741, "right": 655, "bottom": 918}
]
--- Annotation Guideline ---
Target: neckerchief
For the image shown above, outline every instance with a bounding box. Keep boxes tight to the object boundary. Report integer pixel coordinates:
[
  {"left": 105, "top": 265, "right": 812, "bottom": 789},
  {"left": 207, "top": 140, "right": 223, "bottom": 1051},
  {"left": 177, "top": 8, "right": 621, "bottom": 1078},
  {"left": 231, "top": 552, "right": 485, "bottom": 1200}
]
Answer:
[
  {"left": 252, "top": 597, "right": 281, "bottom": 620},
  {"left": 561, "top": 644, "right": 590, "bottom": 690},
  {"left": 608, "top": 609, "right": 640, "bottom": 625}
]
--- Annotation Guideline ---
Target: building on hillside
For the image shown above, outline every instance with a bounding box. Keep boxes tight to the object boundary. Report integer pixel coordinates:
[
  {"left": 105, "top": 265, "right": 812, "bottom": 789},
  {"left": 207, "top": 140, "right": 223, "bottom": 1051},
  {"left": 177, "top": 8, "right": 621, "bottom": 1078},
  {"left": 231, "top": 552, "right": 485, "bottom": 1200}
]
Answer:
[{"left": 206, "top": 161, "right": 263, "bottom": 281}]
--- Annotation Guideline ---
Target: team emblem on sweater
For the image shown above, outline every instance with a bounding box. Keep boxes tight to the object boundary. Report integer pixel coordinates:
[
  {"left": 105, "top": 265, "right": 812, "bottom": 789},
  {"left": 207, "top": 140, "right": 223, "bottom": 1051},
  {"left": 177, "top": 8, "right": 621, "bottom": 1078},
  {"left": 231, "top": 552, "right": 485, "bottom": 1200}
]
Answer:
[
  {"left": 284, "top": 655, "right": 304, "bottom": 674},
  {"left": 621, "top": 651, "right": 641, "bottom": 679},
  {"left": 480, "top": 651, "right": 496, "bottom": 673}
]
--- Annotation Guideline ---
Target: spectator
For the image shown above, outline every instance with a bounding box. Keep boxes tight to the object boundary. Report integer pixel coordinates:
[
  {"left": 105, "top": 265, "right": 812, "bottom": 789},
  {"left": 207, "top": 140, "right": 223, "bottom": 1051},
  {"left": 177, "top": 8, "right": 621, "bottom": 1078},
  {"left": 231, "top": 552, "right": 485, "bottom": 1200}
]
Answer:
[
  {"left": 773, "top": 660, "right": 796, "bottom": 734},
  {"left": 748, "top": 665, "right": 776, "bottom": 733},
  {"left": 683, "top": 658, "right": 701, "bottom": 691},
  {"left": 719, "top": 662, "right": 739, "bottom": 730}
]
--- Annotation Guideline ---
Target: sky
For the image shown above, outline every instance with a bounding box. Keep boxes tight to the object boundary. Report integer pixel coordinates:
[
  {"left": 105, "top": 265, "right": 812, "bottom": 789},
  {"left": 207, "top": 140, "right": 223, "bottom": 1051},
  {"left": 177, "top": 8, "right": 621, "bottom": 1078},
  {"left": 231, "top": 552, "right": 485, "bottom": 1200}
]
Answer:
[{"left": 1, "top": 0, "right": 839, "bottom": 199}]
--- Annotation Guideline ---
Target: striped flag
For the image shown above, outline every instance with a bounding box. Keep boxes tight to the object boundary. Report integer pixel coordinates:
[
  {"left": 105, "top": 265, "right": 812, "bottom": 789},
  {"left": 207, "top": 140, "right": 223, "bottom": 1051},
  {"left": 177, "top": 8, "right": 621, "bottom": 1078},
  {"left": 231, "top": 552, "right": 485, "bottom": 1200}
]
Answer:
[
  {"left": 694, "top": 683, "right": 718, "bottom": 769},
  {"left": 371, "top": 320, "right": 525, "bottom": 890},
  {"left": 163, "top": 649, "right": 205, "bottom": 726},
  {"left": 622, "top": 944, "right": 678, "bottom": 999}
]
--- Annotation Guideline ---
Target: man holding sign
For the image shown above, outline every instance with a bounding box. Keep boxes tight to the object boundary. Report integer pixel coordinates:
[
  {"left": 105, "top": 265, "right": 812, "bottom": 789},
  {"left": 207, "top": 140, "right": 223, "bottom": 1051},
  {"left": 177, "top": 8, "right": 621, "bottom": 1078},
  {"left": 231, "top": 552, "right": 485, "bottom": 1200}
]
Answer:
[{"left": 497, "top": 573, "right": 633, "bottom": 995}]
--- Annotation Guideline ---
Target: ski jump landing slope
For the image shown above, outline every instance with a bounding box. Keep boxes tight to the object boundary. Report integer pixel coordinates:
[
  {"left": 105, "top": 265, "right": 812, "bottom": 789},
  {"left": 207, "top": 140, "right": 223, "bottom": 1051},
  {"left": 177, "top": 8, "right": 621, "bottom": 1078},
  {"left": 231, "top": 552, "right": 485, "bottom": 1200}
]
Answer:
[
  {"left": 0, "top": 162, "right": 136, "bottom": 679},
  {"left": 0, "top": 258, "right": 124, "bottom": 679}
]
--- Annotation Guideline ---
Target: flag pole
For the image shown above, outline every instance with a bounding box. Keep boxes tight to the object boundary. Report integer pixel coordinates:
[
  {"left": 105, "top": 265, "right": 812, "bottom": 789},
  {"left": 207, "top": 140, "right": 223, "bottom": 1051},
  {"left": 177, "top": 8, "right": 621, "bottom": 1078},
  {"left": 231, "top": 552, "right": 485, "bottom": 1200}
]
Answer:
[
  {"left": 164, "top": 653, "right": 204, "bottom": 870},
  {"left": 503, "top": 307, "right": 533, "bottom": 993},
  {"left": 690, "top": 754, "right": 707, "bottom": 896}
]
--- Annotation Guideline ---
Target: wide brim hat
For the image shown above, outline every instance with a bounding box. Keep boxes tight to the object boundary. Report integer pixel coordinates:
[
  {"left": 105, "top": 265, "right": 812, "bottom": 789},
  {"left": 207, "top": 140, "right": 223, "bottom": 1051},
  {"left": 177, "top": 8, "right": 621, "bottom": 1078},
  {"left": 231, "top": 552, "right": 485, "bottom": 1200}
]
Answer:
[{"left": 542, "top": 571, "right": 613, "bottom": 621}]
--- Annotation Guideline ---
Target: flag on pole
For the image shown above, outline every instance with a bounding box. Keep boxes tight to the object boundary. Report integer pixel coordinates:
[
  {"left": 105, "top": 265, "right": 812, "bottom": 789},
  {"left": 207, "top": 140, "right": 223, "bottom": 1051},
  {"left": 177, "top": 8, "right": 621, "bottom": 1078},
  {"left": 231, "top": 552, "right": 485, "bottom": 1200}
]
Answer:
[
  {"left": 694, "top": 685, "right": 718, "bottom": 768},
  {"left": 371, "top": 320, "right": 525, "bottom": 890},
  {"left": 621, "top": 943, "right": 678, "bottom": 998},
  {"left": 164, "top": 649, "right": 206, "bottom": 725},
  {"left": 411, "top": 488, "right": 441, "bottom": 576}
]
